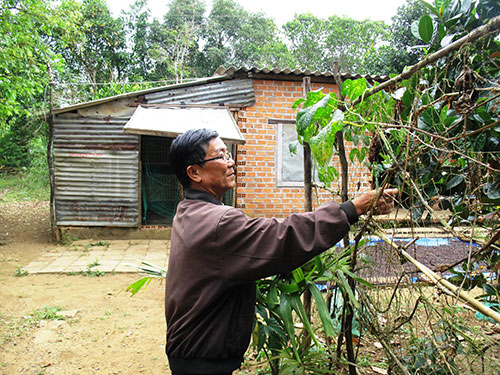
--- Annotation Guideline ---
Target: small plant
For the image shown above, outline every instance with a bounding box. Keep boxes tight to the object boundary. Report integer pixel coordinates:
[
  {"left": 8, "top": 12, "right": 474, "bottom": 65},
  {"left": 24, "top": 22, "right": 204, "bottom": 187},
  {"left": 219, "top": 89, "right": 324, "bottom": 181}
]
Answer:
[
  {"left": 14, "top": 265, "right": 28, "bottom": 277},
  {"left": 85, "top": 240, "right": 111, "bottom": 251},
  {"left": 60, "top": 230, "right": 78, "bottom": 246},
  {"left": 83, "top": 260, "right": 105, "bottom": 277},
  {"left": 31, "top": 306, "right": 66, "bottom": 321}
]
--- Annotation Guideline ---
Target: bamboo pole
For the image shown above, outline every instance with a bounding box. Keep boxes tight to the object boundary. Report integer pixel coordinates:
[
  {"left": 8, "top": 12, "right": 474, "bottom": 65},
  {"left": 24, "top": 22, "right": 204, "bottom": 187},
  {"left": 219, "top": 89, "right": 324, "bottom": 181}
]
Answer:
[{"left": 373, "top": 228, "right": 500, "bottom": 324}]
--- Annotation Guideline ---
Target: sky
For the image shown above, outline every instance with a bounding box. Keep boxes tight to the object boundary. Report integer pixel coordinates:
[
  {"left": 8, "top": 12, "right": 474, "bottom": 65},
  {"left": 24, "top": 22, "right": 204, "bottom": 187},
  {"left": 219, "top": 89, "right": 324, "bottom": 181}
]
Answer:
[{"left": 107, "top": 0, "right": 407, "bottom": 25}]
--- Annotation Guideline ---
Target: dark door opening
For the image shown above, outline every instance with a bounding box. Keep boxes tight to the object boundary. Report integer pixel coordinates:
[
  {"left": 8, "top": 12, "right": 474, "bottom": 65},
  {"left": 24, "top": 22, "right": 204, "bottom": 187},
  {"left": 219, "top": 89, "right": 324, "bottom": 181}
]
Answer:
[
  {"left": 141, "top": 135, "right": 235, "bottom": 226},
  {"left": 141, "top": 136, "right": 179, "bottom": 225}
]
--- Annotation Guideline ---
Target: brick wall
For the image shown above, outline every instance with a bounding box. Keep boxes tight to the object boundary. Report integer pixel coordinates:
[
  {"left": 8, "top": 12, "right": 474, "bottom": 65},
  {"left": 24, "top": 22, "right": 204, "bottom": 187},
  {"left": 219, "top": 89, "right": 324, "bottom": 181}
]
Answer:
[{"left": 235, "top": 78, "right": 371, "bottom": 217}]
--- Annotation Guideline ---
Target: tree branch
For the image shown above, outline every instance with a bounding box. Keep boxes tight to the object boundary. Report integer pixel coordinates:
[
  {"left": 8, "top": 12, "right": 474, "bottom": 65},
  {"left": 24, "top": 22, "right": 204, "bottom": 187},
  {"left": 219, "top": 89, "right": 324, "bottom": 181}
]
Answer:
[{"left": 349, "top": 16, "right": 500, "bottom": 108}]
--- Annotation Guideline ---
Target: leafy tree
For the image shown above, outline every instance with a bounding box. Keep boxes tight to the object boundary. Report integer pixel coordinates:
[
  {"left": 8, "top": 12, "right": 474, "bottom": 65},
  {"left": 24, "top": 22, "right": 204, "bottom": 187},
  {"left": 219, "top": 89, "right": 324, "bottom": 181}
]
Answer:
[
  {"left": 156, "top": 0, "right": 205, "bottom": 83},
  {"left": 282, "top": 13, "right": 329, "bottom": 70},
  {"left": 0, "top": 0, "right": 79, "bottom": 169},
  {"left": 121, "top": 0, "right": 153, "bottom": 82},
  {"left": 364, "top": 0, "right": 428, "bottom": 75},
  {"left": 324, "top": 16, "right": 389, "bottom": 74},
  {"left": 198, "top": 0, "right": 291, "bottom": 76},
  {"left": 58, "top": 0, "right": 128, "bottom": 95}
]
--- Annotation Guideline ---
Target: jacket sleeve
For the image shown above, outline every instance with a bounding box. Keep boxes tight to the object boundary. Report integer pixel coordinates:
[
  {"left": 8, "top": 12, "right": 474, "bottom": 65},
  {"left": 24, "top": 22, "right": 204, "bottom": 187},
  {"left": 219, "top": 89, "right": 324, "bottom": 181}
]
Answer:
[{"left": 215, "top": 201, "right": 353, "bottom": 284}]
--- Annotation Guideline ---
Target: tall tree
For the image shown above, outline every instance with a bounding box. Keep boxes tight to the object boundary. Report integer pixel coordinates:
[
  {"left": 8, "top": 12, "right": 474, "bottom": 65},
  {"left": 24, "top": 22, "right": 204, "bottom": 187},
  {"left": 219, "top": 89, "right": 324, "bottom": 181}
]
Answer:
[
  {"left": 159, "top": 0, "right": 205, "bottom": 83},
  {"left": 198, "top": 0, "right": 291, "bottom": 75},
  {"left": 121, "top": 0, "right": 152, "bottom": 82},
  {"left": 282, "top": 13, "right": 328, "bottom": 70},
  {"left": 0, "top": 0, "right": 79, "bottom": 168},
  {"left": 364, "top": 0, "right": 427, "bottom": 75},
  {"left": 60, "top": 0, "right": 128, "bottom": 94},
  {"left": 324, "top": 16, "right": 389, "bottom": 74}
]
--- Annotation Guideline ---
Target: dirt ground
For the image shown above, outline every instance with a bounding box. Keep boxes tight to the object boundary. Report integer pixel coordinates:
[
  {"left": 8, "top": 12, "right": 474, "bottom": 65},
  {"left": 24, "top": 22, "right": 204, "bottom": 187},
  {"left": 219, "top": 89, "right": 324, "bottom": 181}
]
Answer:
[
  {"left": 0, "top": 200, "right": 175, "bottom": 375},
  {"left": 1, "top": 200, "right": 498, "bottom": 375}
]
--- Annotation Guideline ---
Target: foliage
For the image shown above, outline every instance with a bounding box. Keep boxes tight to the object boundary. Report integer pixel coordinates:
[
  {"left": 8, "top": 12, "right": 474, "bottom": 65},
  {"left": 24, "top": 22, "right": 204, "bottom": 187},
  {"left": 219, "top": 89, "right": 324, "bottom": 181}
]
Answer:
[
  {"left": 365, "top": 0, "right": 428, "bottom": 75},
  {"left": 0, "top": 137, "right": 49, "bottom": 201}
]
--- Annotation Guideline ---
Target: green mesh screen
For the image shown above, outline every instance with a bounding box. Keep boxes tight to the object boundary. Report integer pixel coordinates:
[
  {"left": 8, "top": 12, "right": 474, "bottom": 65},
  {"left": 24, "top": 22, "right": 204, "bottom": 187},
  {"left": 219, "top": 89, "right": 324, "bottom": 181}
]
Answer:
[
  {"left": 141, "top": 136, "right": 234, "bottom": 225},
  {"left": 141, "top": 136, "right": 179, "bottom": 225}
]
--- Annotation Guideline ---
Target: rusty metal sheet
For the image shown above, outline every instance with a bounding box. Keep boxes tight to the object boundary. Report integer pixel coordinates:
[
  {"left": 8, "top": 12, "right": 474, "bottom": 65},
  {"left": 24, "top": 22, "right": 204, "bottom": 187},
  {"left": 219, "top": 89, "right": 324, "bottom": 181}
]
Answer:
[
  {"left": 145, "top": 79, "right": 254, "bottom": 107},
  {"left": 53, "top": 148, "right": 139, "bottom": 226}
]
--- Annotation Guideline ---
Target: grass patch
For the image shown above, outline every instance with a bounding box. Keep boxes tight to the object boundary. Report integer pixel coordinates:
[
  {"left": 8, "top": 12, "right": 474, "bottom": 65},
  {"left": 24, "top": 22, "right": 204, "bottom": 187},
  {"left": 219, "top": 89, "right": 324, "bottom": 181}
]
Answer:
[
  {"left": 0, "top": 306, "right": 66, "bottom": 345},
  {"left": 0, "top": 169, "right": 49, "bottom": 202},
  {"left": 14, "top": 266, "right": 28, "bottom": 277}
]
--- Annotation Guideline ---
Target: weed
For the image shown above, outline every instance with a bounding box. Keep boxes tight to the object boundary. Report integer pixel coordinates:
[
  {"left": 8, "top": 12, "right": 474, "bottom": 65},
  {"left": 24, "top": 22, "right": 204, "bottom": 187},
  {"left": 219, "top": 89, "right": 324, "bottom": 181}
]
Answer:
[
  {"left": 0, "top": 137, "right": 49, "bottom": 201},
  {"left": 0, "top": 306, "right": 66, "bottom": 345},
  {"left": 60, "top": 230, "right": 78, "bottom": 246},
  {"left": 14, "top": 265, "right": 28, "bottom": 277},
  {"left": 31, "top": 306, "right": 66, "bottom": 321},
  {"left": 86, "top": 240, "right": 110, "bottom": 248},
  {"left": 82, "top": 260, "right": 106, "bottom": 277}
]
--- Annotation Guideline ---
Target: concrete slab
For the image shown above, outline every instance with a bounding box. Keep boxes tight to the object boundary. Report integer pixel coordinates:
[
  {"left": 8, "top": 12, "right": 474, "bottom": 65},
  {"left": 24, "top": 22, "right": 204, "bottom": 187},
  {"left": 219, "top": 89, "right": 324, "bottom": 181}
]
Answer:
[{"left": 24, "top": 239, "right": 170, "bottom": 275}]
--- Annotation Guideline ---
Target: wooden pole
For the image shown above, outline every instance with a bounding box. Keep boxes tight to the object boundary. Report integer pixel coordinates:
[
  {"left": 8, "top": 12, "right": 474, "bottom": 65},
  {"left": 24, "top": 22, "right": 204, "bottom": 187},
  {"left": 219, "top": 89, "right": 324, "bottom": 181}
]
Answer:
[
  {"left": 333, "top": 61, "right": 357, "bottom": 375},
  {"left": 302, "top": 76, "right": 313, "bottom": 347},
  {"left": 47, "top": 65, "right": 59, "bottom": 242}
]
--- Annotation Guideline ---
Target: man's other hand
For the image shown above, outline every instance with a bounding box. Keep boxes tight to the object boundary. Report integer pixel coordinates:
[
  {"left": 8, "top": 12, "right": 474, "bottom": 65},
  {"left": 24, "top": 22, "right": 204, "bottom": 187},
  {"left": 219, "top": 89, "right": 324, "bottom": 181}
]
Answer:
[{"left": 352, "top": 188, "right": 399, "bottom": 216}]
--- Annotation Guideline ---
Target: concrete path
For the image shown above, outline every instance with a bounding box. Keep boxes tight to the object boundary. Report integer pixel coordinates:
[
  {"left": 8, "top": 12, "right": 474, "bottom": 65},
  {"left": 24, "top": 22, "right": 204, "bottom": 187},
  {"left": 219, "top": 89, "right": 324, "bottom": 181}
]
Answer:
[
  {"left": 24, "top": 239, "right": 169, "bottom": 274},
  {"left": 23, "top": 218, "right": 477, "bottom": 275}
]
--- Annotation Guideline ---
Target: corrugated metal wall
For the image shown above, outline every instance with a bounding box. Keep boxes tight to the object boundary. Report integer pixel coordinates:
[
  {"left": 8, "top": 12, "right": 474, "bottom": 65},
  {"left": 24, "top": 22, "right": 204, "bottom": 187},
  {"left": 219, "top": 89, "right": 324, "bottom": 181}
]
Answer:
[
  {"left": 53, "top": 78, "right": 255, "bottom": 227},
  {"left": 53, "top": 116, "right": 139, "bottom": 227}
]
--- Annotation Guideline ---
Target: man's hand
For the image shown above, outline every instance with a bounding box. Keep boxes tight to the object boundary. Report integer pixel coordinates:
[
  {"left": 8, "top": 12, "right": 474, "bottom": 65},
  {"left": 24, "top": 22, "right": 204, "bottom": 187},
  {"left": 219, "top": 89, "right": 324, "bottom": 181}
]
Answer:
[{"left": 352, "top": 188, "right": 399, "bottom": 216}]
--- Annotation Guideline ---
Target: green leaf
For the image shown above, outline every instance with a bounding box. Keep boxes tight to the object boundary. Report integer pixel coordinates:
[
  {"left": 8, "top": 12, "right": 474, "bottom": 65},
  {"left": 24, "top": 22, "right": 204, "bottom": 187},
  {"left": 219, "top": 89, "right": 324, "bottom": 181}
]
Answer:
[
  {"left": 337, "top": 270, "right": 361, "bottom": 310},
  {"left": 446, "top": 175, "right": 465, "bottom": 190},
  {"left": 418, "top": 15, "right": 434, "bottom": 43},
  {"left": 289, "top": 293, "right": 318, "bottom": 346},
  {"left": 341, "top": 78, "right": 368, "bottom": 101},
  {"left": 292, "top": 97, "right": 305, "bottom": 110},
  {"left": 308, "top": 283, "right": 335, "bottom": 337},
  {"left": 485, "top": 180, "right": 500, "bottom": 200},
  {"left": 278, "top": 281, "right": 301, "bottom": 294},
  {"left": 126, "top": 277, "right": 153, "bottom": 296},
  {"left": 279, "top": 294, "right": 300, "bottom": 362},
  {"left": 309, "top": 124, "right": 336, "bottom": 168},
  {"left": 296, "top": 92, "right": 335, "bottom": 139}
]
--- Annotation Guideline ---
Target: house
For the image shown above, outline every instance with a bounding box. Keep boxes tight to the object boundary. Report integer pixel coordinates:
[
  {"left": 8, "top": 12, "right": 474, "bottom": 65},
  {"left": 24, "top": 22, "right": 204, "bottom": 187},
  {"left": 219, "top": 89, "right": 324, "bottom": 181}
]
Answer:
[{"left": 52, "top": 67, "right": 385, "bottom": 237}]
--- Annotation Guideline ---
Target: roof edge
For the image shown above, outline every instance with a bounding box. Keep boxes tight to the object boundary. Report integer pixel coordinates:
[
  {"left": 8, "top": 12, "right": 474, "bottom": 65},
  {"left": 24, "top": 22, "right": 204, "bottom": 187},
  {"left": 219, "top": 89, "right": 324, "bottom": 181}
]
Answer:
[{"left": 53, "top": 75, "right": 232, "bottom": 115}]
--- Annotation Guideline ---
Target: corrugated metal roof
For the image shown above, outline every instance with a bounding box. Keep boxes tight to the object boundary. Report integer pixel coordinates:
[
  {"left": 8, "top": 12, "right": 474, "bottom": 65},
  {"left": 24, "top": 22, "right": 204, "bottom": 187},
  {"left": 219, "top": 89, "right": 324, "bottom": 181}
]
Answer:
[
  {"left": 54, "top": 66, "right": 388, "bottom": 114},
  {"left": 213, "top": 66, "right": 390, "bottom": 83},
  {"left": 53, "top": 75, "right": 232, "bottom": 115}
]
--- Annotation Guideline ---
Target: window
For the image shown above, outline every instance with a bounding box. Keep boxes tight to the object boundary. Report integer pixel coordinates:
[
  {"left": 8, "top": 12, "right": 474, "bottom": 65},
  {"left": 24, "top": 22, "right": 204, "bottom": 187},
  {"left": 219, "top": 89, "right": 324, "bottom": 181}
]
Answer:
[{"left": 276, "top": 122, "right": 308, "bottom": 187}]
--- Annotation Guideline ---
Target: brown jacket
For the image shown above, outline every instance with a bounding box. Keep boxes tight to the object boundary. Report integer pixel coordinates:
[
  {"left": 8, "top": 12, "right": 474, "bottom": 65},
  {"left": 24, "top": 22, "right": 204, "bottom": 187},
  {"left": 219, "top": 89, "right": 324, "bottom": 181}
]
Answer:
[{"left": 165, "top": 189, "right": 358, "bottom": 373}]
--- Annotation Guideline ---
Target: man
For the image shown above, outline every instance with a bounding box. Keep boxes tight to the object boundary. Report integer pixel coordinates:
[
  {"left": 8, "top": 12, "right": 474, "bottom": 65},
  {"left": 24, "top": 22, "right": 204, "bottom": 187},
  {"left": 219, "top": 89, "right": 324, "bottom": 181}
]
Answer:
[{"left": 165, "top": 128, "right": 397, "bottom": 375}]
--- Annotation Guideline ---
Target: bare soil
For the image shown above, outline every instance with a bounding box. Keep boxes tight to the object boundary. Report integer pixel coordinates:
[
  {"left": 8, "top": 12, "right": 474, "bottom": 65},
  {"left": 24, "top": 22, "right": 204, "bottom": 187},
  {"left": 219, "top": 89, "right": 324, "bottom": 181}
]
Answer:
[{"left": 0, "top": 201, "right": 171, "bottom": 375}]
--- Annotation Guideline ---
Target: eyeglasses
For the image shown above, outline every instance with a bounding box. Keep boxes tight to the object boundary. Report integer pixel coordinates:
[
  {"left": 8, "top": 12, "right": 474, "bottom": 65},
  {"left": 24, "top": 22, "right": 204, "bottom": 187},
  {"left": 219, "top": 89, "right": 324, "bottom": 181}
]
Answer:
[{"left": 189, "top": 152, "right": 233, "bottom": 165}]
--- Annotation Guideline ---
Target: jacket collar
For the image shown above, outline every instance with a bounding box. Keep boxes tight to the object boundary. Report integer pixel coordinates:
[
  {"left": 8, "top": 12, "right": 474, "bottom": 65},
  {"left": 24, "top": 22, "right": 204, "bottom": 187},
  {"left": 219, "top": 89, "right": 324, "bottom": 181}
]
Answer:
[{"left": 184, "top": 188, "right": 223, "bottom": 205}]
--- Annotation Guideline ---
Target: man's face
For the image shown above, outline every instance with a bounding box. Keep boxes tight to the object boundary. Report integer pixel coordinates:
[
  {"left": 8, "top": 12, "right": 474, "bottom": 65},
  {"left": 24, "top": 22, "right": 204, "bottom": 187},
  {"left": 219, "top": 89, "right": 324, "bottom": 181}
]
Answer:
[{"left": 195, "top": 137, "right": 235, "bottom": 199}]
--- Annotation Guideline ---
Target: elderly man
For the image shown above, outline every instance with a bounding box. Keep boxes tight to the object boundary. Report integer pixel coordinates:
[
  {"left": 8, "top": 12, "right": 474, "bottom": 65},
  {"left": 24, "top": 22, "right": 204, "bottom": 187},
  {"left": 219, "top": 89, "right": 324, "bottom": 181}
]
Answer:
[{"left": 165, "top": 128, "right": 397, "bottom": 375}]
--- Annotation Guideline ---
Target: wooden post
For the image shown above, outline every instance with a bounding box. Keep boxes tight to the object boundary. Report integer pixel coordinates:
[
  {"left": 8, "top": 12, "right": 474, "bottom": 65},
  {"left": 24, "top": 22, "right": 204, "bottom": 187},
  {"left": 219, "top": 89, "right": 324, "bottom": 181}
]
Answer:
[
  {"left": 302, "top": 76, "right": 313, "bottom": 345},
  {"left": 333, "top": 61, "right": 357, "bottom": 375},
  {"left": 47, "top": 65, "right": 59, "bottom": 242}
]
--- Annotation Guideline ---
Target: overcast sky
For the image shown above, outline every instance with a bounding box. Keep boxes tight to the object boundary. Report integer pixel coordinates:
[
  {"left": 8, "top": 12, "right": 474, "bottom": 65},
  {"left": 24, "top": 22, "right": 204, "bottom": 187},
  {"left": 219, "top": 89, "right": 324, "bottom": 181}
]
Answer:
[{"left": 107, "top": 0, "right": 407, "bottom": 25}]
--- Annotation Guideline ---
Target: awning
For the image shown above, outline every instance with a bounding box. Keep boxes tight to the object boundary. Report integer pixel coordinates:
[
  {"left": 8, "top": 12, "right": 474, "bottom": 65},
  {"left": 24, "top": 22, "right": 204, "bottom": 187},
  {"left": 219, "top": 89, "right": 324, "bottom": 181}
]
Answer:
[{"left": 123, "top": 105, "right": 246, "bottom": 144}]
